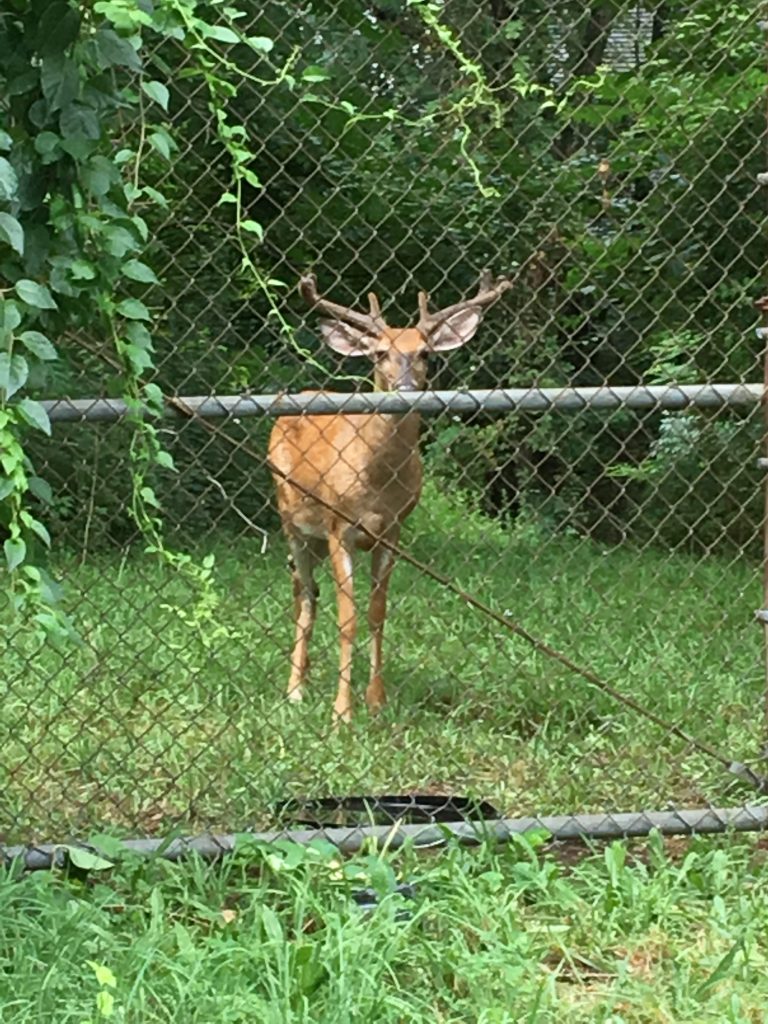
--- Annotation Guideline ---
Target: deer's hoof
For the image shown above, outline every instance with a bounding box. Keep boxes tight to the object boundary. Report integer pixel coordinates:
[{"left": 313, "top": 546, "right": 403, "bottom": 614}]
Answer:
[{"left": 365, "top": 680, "right": 386, "bottom": 714}]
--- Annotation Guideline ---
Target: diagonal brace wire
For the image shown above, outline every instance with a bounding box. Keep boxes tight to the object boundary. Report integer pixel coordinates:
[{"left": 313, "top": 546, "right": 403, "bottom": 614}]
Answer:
[{"left": 166, "top": 395, "right": 768, "bottom": 794}]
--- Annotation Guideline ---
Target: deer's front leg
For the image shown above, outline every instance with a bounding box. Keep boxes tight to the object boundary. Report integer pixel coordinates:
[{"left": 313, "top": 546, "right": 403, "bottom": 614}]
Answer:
[
  {"left": 328, "top": 530, "right": 356, "bottom": 724},
  {"left": 286, "top": 540, "right": 319, "bottom": 703},
  {"left": 367, "top": 543, "right": 396, "bottom": 713}
]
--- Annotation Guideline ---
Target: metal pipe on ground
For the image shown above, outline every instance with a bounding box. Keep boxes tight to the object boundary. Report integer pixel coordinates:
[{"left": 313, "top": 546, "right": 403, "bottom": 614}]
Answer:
[{"left": 4, "top": 804, "right": 768, "bottom": 872}]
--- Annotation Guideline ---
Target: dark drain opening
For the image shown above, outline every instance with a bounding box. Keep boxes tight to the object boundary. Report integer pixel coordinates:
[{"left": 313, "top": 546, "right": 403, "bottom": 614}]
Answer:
[{"left": 274, "top": 793, "right": 501, "bottom": 829}]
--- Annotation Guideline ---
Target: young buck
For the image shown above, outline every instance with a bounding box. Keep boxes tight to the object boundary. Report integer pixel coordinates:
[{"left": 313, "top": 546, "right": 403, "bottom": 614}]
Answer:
[{"left": 268, "top": 270, "right": 511, "bottom": 723}]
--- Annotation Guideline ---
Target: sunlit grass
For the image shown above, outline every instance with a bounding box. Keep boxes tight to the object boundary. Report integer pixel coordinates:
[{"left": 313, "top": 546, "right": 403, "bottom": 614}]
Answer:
[{"left": 2, "top": 480, "right": 762, "bottom": 842}]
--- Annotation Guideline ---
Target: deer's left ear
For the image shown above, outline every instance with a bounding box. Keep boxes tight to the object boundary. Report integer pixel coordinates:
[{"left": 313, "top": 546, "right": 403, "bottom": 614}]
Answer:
[{"left": 427, "top": 308, "right": 482, "bottom": 352}]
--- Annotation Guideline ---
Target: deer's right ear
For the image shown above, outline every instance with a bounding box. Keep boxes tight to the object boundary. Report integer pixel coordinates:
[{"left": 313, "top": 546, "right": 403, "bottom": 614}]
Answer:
[{"left": 319, "top": 320, "right": 378, "bottom": 357}]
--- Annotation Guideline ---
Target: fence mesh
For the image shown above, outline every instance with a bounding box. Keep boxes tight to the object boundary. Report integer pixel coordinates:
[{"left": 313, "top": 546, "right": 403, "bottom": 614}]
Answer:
[{"left": 3, "top": 0, "right": 768, "bottom": 847}]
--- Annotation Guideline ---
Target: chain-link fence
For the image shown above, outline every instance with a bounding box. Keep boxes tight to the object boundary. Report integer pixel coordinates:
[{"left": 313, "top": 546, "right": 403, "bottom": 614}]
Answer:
[{"left": 4, "top": 0, "right": 768, "bottom": 854}]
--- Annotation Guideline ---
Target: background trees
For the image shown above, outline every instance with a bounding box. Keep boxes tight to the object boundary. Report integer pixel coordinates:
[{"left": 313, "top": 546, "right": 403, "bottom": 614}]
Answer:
[{"left": 6, "top": 1, "right": 763, "bottom": 554}]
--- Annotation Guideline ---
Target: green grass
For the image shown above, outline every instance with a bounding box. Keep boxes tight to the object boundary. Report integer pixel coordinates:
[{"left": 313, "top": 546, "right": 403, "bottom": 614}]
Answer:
[
  {"left": 2, "top": 478, "right": 763, "bottom": 842},
  {"left": 3, "top": 480, "right": 767, "bottom": 1022},
  {"left": 3, "top": 831, "right": 768, "bottom": 1022}
]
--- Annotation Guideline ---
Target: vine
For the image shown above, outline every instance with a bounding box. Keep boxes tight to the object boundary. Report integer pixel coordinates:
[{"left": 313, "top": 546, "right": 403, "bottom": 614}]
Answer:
[
  {"left": 0, "top": 0, "right": 555, "bottom": 645},
  {"left": 0, "top": 0, "right": 291, "bottom": 645},
  {"left": 406, "top": 0, "right": 556, "bottom": 198}
]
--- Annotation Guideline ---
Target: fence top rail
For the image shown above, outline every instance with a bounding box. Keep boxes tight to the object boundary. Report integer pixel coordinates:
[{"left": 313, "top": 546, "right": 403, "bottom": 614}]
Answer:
[{"left": 39, "top": 382, "right": 763, "bottom": 424}]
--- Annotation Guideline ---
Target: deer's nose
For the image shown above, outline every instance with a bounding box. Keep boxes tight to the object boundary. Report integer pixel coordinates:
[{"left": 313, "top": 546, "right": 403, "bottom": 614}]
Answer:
[{"left": 393, "top": 360, "right": 419, "bottom": 390}]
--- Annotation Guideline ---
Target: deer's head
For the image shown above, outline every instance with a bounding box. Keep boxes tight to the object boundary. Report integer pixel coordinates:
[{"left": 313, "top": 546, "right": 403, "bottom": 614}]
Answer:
[{"left": 300, "top": 271, "right": 512, "bottom": 392}]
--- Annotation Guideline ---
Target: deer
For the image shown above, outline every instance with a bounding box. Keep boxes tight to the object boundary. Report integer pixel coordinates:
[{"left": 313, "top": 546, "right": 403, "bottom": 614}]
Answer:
[{"left": 268, "top": 270, "right": 512, "bottom": 724}]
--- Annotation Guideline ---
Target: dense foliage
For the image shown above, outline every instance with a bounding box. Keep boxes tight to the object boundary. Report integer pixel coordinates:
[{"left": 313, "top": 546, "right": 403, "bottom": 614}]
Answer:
[{"left": 1, "top": 1, "right": 764, "bottom": 589}]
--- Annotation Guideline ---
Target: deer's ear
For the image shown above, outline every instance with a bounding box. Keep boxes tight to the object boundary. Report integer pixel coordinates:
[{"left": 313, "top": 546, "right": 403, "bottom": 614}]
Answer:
[
  {"left": 319, "top": 320, "right": 379, "bottom": 357},
  {"left": 427, "top": 309, "right": 482, "bottom": 351}
]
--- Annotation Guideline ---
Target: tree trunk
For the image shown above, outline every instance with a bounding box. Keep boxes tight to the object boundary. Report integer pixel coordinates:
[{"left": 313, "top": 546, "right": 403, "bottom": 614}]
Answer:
[{"left": 551, "top": 2, "right": 622, "bottom": 160}]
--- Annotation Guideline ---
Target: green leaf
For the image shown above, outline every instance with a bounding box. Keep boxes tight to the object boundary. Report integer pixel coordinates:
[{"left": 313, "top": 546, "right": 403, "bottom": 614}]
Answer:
[
  {"left": 247, "top": 36, "right": 274, "bottom": 53},
  {"left": 41, "top": 55, "right": 80, "bottom": 111},
  {"left": 70, "top": 259, "right": 96, "bottom": 281},
  {"left": 37, "top": 567, "right": 63, "bottom": 606},
  {"left": 34, "top": 130, "right": 61, "bottom": 157},
  {"left": 302, "top": 65, "right": 330, "bottom": 83},
  {"left": 0, "top": 354, "right": 29, "bottom": 398},
  {"left": 19, "top": 331, "right": 57, "bottom": 361},
  {"left": 59, "top": 134, "right": 97, "bottom": 160},
  {"left": 67, "top": 846, "right": 114, "bottom": 871},
  {"left": 142, "top": 80, "right": 169, "bottom": 111},
  {"left": 148, "top": 131, "right": 173, "bottom": 161},
  {"left": 125, "top": 321, "right": 153, "bottom": 349},
  {"left": 15, "top": 279, "right": 58, "bottom": 310},
  {"left": 49, "top": 263, "right": 80, "bottom": 298},
  {"left": 693, "top": 940, "right": 743, "bottom": 1000},
  {"left": 7, "top": 69, "right": 38, "bottom": 99},
  {"left": 93, "top": 0, "right": 151, "bottom": 31},
  {"left": 0, "top": 478, "right": 14, "bottom": 500},
  {"left": 122, "top": 343, "right": 152, "bottom": 371},
  {"left": 37, "top": 2, "right": 81, "bottom": 56},
  {"left": 17, "top": 398, "right": 51, "bottom": 436},
  {"left": 202, "top": 25, "right": 241, "bottom": 44},
  {"left": 29, "top": 475, "right": 53, "bottom": 503},
  {"left": 131, "top": 215, "right": 148, "bottom": 242},
  {"left": 141, "top": 185, "right": 168, "bottom": 208},
  {"left": 142, "top": 382, "right": 163, "bottom": 413},
  {"left": 87, "top": 961, "right": 117, "bottom": 989},
  {"left": 0, "top": 300, "right": 22, "bottom": 333},
  {"left": 123, "top": 259, "right": 159, "bottom": 284},
  {"left": 0, "top": 157, "right": 18, "bottom": 202},
  {"left": 0, "top": 130, "right": 11, "bottom": 151},
  {"left": 241, "top": 168, "right": 261, "bottom": 188},
  {"left": 116, "top": 298, "right": 150, "bottom": 321},
  {"left": 0, "top": 448, "right": 21, "bottom": 475},
  {"left": 0, "top": 213, "right": 24, "bottom": 257},
  {"left": 96, "top": 991, "right": 115, "bottom": 1018},
  {"left": 85, "top": 833, "right": 126, "bottom": 859},
  {"left": 4, "top": 537, "right": 26, "bottom": 572},
  {"left": 100, "top": 223, "right": 139, "bottom": 258},
  {"left": 260, "top": 905, "right": 283, "bottom": 943},
  {"left": 140, "top": 486, "right": 160, "bottom": 509},
  {"left": 82, "top": 155, "right": 114, "bottom": 196},
  {"left": 93, "top": 27, "right": 142, "bottom": 70},
  {"left": 59, "top": 104, "right": 100, "bottom": 141},
  {"left": 28, "top": 517, "right": 51, "bottom": 547},
  {"left": 241, "top": 220, "right": 264, "bottom": 240},
  {"left": 155, "top": 450, "right": 175, "bottom": 470}
]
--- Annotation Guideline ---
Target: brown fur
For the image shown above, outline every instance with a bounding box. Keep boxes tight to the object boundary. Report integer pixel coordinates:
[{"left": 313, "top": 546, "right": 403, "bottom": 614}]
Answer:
[{"left": 269, "top": 281, "right": 502, "bottom": 723}]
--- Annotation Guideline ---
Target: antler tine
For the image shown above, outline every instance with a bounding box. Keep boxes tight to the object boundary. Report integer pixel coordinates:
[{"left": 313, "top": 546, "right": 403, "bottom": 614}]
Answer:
[
  {"left": 417, "top": 270, "right": 512, "bottom": 330},
  {"left": 298, "top": 272, "right": 322, "bottom": 306},
  {"left": 298, "top": 273, "right": 387, "bottom": 333},
  {"left": 367, "top": 291, "right": 385, "bottom": 324}
]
